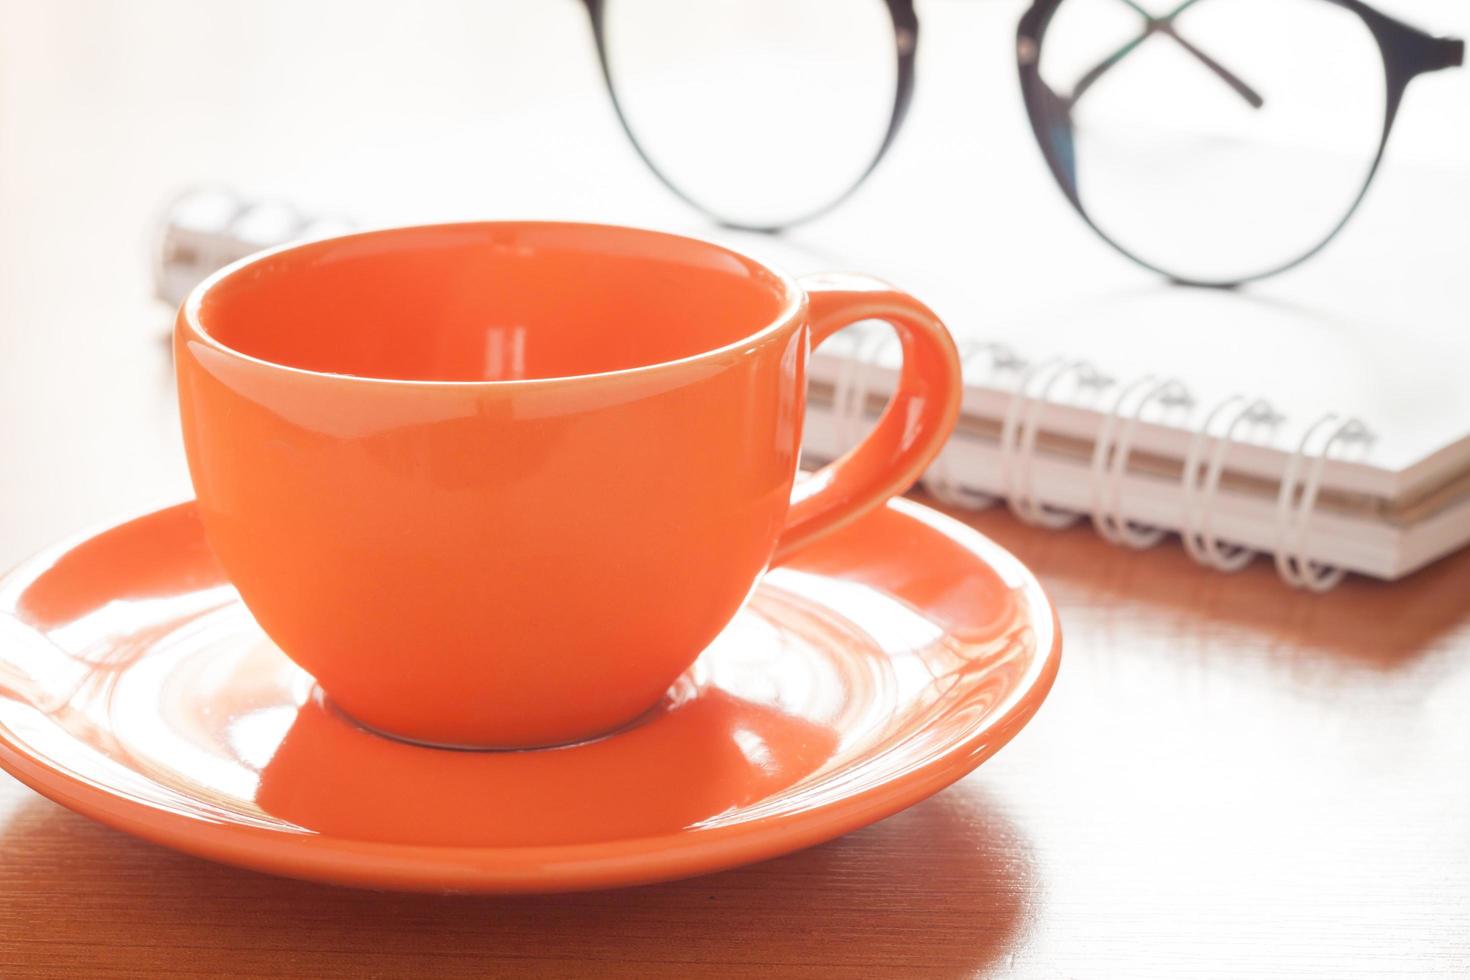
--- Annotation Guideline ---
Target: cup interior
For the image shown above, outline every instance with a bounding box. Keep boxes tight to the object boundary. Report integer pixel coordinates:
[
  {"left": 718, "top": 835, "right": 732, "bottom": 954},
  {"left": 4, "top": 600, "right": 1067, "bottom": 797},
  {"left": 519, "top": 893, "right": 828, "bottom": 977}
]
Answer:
[{"left": 191, "top": 223, "right": 793, "bottom": 382}]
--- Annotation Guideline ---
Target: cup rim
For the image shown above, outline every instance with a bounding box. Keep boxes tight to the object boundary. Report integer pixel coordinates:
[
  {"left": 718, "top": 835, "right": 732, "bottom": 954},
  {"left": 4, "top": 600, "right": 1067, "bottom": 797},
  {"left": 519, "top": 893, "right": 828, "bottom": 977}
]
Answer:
[{"left": 179, "top": 220, "right": 806, "bottom": 388}]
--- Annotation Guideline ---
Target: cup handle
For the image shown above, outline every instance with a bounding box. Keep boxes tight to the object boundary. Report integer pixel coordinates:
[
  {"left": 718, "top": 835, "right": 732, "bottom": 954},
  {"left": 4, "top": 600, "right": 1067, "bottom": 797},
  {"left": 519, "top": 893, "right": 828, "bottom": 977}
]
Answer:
[{"left": 772, "top": 273, "right": 964, "bottom": 564}]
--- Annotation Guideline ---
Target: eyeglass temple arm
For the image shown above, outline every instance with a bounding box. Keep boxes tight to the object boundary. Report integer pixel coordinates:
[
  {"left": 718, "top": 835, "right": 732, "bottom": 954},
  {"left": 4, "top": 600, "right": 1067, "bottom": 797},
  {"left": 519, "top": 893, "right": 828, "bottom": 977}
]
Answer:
[
  {"left": 1067, "top": 0, "right": 1264, "bottom": 110},
  {"left": 1423, "top": 36, "right": 1465, "bottom": 72}
]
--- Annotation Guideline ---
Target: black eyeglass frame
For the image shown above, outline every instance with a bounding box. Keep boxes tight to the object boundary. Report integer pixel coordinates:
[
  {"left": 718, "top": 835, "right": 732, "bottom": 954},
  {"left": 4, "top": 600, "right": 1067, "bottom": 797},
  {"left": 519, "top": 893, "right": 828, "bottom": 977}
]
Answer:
[
  {"left": 1016, "top": 0, "right": 1466, "bottom": 287},
  {"left": 579, "top": 0, "right": 919, "bottom": 234},
  {"left": 580, "top": 0, "right": 1463, "bottom": 288}
]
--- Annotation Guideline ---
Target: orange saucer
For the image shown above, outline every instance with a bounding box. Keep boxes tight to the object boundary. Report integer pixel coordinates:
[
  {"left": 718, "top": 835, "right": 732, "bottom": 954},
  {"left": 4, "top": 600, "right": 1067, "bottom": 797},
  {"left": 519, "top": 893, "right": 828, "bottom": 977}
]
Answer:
[{"left": 0, "top": 498, "right": 1059, "bottom": 893}]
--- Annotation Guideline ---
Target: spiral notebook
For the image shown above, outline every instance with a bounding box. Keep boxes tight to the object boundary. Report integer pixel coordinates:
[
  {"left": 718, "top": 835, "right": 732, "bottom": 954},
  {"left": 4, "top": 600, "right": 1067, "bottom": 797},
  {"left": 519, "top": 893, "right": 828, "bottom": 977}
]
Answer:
[
  {"left": 153, "top": 175, "right": 1470, "bottom": 591},
  {"left": 798, "top": 297, "right": 1470, "bottom": 591}
]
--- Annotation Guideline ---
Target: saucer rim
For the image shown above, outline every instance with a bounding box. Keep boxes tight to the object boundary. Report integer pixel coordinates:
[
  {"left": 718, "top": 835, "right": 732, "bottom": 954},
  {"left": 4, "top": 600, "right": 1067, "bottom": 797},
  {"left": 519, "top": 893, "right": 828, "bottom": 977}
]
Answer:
[{"left": 0, "top": 497, "right": 1061, "bottom": 893}]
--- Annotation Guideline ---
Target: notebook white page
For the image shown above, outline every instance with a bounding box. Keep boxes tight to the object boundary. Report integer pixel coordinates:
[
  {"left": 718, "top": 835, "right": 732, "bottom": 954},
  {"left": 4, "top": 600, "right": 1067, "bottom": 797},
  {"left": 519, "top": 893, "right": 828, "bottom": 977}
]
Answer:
[{"left": 728, "top": 0, "right": 1470, "bottom": 505}]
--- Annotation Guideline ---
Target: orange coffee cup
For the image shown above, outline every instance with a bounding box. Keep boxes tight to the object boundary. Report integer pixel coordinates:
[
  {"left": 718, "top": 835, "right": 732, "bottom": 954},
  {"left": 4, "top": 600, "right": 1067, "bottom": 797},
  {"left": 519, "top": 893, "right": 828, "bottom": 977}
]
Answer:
[{"left": 176, "top": 222, "right": 961, "bottom": 748}]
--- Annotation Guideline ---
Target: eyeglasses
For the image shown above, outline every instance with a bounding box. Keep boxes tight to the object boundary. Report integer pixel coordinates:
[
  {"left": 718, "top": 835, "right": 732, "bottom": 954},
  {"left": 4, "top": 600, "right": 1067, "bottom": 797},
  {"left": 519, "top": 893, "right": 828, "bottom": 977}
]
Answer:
[{"left": 579, "top": 0, "right": 1463, "bottom": 287}]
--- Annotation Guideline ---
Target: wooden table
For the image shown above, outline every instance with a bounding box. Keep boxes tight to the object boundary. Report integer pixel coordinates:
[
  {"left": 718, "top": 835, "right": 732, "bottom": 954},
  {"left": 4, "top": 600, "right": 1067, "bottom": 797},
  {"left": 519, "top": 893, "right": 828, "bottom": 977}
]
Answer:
[
  {"left": 2, "top": 505, "right": 1466, "bottom": 978},
  {"left": 2, "top": 3, "right": 1467, "bottom": 976}
]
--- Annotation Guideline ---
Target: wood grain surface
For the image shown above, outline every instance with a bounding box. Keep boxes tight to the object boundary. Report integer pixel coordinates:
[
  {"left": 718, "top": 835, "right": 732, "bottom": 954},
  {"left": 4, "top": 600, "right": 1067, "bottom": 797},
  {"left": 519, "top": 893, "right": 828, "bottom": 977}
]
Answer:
[
  {"left": 1, "top": 509, "right": 1467, "bottom": 978},
  {"left": 1, "top": 3, "right": 1467, "bottom": 977}
]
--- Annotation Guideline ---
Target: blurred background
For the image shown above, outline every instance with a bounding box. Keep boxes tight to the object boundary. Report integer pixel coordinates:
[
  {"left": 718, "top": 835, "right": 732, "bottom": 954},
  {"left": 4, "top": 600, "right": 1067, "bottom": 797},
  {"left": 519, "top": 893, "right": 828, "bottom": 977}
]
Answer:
[
  {"left": 3, "top": 6, "right": 1470, "bottom": 975},
  {"left": 1, "top": 0, "right": 1465, "bottom": 571}
]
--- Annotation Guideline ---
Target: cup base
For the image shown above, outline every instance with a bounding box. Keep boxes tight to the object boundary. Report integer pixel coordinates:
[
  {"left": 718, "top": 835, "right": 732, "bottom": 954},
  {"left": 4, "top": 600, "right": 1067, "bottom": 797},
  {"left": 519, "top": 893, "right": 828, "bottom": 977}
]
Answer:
[{"left": 313, "top": 686, "right": 661, "bottom": 753}]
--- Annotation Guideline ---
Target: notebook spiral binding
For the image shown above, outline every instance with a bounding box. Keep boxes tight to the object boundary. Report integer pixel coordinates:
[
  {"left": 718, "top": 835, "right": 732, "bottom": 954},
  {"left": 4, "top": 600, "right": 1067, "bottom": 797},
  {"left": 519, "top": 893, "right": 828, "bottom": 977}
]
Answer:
[
  {"left": 1091, "top": 375, "right": 1194, "bottom": 549},
  {"left": 832, "top": 329, "right": 1374, "bottom": 591},
  {"left": 925, "top": 340, "right": 1023, "bottom": 510},
  {"left": 1180, "top": 396, "right": 1284, "bottom": 573},
  {"left": 1273, "top": 415, "right": 1375, "bottom": 592},
  {"left": 999, "top": 357, "right": 1113, "bottom": 530},
  {"left": 152, "top": 187, "right": 354, "bottom": 306},
  {"left": 150, "top": 193, "right": 1380, "bottom": 591}
]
